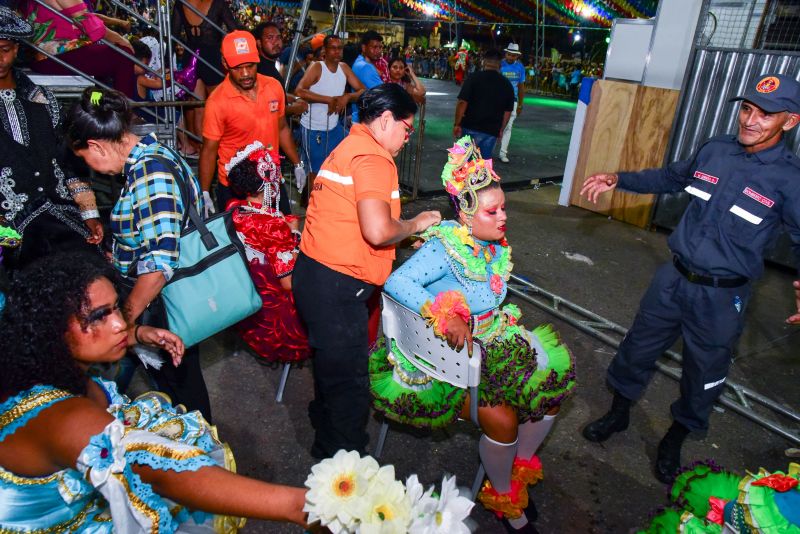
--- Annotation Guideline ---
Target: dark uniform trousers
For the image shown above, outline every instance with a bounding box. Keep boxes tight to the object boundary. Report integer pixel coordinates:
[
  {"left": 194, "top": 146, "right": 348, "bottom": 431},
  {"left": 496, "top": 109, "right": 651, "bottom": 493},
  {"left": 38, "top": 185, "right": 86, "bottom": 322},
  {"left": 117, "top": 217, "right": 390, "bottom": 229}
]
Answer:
[
  {"left": 292, "top": 252, "right": 376, "bottom": 457},
  {"left": 607, "top": 261, "right": 751, "bottom": 432}
]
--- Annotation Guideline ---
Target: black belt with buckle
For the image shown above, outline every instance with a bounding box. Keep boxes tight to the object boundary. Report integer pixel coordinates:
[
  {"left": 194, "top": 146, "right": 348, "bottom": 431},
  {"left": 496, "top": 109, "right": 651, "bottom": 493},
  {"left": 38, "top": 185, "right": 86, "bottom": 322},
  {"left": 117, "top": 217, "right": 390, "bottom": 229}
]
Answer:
[{"left": 672, "top": 257, "right": 748, "bottom": 288}]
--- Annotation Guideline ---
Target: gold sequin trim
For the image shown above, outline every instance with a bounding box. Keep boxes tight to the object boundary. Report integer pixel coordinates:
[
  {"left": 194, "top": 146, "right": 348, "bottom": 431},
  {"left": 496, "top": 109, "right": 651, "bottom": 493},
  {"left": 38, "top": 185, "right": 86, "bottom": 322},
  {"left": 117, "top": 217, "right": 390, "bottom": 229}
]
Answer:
[
  {"left": 0, "top": 497, "right": 99, "bottom": 533},
  {"left": 149, "top": 418, "right": 187, "bottom": 440},
  {"left": 386, "top": 348, "right": 435, "bottom": 386},
  {"left": 0, "top": 466, "right": 60, "bottom": 485},
  {"left": 125, "top": 442, "right": 207, "bottom": 461},
  {"left": 0, "top": 389, "right": 73, "bottom": 433}
]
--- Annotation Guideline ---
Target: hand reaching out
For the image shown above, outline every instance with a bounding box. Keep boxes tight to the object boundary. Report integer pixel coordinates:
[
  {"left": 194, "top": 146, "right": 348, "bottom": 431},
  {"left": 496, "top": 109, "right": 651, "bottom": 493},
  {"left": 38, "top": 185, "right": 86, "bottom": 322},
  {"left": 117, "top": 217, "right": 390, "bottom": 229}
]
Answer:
[
  {"left": 132, "top": 325, "right": 185, "bottom": 367},
  {"left": 579, "top": 173, "right": 619, "bottom": 203},
  {"left": 787, "top": 280, "right": 800, "bottom": 324}
]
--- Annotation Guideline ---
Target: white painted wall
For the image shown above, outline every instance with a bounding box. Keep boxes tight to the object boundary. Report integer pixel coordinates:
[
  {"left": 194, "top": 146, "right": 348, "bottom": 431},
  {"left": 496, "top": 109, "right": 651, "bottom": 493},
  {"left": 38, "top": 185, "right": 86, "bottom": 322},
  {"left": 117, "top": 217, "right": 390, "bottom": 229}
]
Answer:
[{"left": 642, "top": 0, "right": 704, "bottom": 90}]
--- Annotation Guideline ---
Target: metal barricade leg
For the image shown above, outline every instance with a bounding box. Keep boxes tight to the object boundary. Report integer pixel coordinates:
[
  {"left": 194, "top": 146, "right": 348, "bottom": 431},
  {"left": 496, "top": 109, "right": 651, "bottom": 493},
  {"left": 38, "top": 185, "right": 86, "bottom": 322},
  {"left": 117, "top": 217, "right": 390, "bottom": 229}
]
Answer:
[
  {"left": 275, "top": 362, "right": 292, "bottom": 403},
  {"left": 374, "top": 419, "right": 390, "bottom": 459},
  {"left": 471, "top": 463, "right": 486, "bottom": 500}
]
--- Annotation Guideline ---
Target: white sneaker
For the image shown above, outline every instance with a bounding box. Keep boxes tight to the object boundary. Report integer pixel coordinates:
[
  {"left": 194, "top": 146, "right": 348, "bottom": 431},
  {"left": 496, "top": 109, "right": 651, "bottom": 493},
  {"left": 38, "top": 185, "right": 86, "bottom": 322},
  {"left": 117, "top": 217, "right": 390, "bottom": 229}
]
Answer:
[{"left": 499, "top": 155, "right": 509, "bottom": 163}]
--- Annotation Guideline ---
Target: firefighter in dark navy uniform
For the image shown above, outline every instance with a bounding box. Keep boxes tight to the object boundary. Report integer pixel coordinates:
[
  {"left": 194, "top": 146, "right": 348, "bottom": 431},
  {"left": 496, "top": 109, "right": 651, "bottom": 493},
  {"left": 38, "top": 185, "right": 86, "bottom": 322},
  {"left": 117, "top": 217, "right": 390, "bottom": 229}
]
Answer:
[{"left": 578, "top": 72, "right": 800, "bottom": 483}]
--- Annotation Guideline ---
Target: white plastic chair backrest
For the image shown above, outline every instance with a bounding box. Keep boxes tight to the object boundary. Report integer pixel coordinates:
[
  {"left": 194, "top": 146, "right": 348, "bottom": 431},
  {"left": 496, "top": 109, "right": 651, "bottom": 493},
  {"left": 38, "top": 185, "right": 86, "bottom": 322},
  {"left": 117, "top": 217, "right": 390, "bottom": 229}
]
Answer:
[{"left": 381, "top": 293, "right": 481, "bottom": 389}]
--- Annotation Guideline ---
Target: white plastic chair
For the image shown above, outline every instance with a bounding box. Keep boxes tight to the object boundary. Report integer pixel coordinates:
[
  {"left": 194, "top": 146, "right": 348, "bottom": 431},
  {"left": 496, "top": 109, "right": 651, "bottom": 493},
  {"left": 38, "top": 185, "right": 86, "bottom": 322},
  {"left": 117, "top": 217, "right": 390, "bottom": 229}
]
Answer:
[{"left": 374, "top": 293, "right": 486, "bottom": 497}]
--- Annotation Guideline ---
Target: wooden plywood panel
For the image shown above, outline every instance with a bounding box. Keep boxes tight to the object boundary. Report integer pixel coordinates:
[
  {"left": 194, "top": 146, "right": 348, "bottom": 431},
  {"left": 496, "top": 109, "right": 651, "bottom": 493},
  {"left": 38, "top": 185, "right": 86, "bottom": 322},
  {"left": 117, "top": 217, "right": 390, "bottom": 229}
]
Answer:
[
  {"left": 609, "top": 86, "right": 680, "bottom": 226},
  {"left": 569, "top": 80, "right": 637, "bottom": 212},
  {"left": 569, "top": 80, "right": 679, "bottom": 228}
]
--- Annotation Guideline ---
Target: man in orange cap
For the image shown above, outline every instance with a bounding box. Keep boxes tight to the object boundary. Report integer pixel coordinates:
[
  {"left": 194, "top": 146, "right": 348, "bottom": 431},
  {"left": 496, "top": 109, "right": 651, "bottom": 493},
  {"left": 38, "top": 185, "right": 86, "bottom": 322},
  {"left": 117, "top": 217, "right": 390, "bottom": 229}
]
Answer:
[
  {"left": 200, "top": 30, "right": 306, "bottom": 214},
  {"left": 310, "top": 33, "right": 325, "bottom": 51}
]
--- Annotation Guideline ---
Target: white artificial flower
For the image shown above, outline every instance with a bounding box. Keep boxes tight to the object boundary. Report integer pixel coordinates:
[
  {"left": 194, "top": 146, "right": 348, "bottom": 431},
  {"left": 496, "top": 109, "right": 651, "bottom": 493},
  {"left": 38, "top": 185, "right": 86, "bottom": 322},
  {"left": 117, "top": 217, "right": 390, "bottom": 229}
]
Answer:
[
  {"left": 406, "top": 474, "right": 439, "bottom": 531},
  {"left": 356, "top": 465, "right": 411, "bottom": 534},
  {"left": 408, "top": 475, "right": 474, "bottom": 533},
  {"left": 304, "top": 450, "right": 380, "bottom": 533}
]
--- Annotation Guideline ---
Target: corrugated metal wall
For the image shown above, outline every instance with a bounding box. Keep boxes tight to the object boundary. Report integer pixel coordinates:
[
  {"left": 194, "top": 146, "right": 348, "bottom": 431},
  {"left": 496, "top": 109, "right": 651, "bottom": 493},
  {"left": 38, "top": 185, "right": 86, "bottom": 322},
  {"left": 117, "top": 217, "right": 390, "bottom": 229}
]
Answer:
[
  {"left": 668, "top": 49, "right": 800, "bottom": 162},
  {"left": 651, "top": 44, "right": 800, "bottom": 266}
]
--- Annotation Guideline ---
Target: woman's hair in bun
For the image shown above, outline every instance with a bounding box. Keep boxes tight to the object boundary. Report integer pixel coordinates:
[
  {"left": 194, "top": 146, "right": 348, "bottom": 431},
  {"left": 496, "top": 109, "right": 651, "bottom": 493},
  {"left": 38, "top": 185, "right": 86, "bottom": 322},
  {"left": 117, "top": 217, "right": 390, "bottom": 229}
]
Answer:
[{"left": 65, "top": 87, "right": 135, "bottom": 150}]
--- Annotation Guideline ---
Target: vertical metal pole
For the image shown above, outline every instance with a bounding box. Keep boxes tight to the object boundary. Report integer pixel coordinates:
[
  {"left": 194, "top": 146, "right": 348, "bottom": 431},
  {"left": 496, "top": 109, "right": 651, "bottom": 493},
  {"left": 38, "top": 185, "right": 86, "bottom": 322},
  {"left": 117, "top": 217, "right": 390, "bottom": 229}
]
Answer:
[
  {"left": 333, "top": 0, "right": 346, "bottom": 35},
  {"left": 162, "top": 0, "right": 178, "bottom": 147},
  {"left": 454, "top": 0, "right": 459, "bottom": 47},
  {"left": 275, "top": 362, "right": 291, "bottom": 403},
  {"left": 535, "top": 0, "right": 540, "bottom": 92},
  {"left": 155, "top": 0, "right": 176, "bottom": 147},
  {"left": 284, "top": 0, "right": 313, "bottom": 94}
]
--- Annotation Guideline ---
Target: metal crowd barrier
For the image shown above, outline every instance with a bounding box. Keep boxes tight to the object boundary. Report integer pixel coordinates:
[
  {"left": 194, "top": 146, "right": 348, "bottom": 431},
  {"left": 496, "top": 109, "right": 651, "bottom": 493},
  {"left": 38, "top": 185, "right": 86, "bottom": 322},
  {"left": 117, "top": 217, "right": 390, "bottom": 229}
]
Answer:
[
  {"left": 395, "top": 102, "right": 426, "bottom": 201},
  {"left": 506, "top": 274, "right": 800, "bottom": 446}
]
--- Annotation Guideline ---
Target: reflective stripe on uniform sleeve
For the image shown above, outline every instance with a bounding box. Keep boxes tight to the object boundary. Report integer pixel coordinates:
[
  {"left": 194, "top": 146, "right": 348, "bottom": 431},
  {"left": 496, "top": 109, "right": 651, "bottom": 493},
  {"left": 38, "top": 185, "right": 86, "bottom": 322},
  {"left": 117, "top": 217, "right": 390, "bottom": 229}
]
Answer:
[
  {"left": 729, "top": 205, "right": 763, "bottom": 225},
  {"left": 317, "top": 169, "right": 354, "bottom": 185},
  {"left": 391, "top": 190, "right": 400, "bottom": 199},
  {"left": 684, "top": 185, "right": 711, "bottom": 201}
]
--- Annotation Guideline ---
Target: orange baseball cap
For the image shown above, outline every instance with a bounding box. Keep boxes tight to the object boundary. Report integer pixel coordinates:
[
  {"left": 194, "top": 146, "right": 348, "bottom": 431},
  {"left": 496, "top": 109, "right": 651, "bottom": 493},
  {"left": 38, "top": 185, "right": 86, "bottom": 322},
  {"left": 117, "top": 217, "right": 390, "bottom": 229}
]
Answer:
[
  {"left": 222, "top": 30, "right": 259, "bottom": 68},
  {"left": 310, "top": 33, "right": 325, "bottom": 50}
]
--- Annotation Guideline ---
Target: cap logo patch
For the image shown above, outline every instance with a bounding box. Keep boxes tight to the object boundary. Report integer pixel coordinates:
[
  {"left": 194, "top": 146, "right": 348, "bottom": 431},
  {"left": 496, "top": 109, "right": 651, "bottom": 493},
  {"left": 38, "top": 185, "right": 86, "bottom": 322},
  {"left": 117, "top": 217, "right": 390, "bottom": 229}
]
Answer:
[
  {"left": 756, "top": 76, "right": 779, "bottom": 93},
  {"left": 234, "top": 37, "right": 250, "bottom": 54}
]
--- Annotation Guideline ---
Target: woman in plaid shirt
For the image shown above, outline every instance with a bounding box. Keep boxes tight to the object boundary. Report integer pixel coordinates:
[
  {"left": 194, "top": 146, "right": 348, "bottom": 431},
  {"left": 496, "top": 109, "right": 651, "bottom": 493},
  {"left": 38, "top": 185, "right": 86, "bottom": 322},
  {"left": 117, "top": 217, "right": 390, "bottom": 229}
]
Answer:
[{"left": 64, "top": 87, "right": 212, "bottom": 421}]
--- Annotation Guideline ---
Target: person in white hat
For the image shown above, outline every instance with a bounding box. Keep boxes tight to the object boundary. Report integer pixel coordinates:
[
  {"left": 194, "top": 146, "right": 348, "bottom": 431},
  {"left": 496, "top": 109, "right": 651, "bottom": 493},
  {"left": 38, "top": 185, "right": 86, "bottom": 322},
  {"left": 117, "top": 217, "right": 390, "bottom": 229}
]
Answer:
[{"left": 499, "top": 43, "right": 526, "bottom": 163}]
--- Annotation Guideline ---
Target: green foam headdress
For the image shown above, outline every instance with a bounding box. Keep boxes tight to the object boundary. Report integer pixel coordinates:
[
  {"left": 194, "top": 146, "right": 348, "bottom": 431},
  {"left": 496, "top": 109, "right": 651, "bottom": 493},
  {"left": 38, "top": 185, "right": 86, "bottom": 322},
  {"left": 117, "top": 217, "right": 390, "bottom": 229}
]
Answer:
[
  {"left": 0, "top": 225, "right": 21, "bottom": 248},
  {"left": 441, "top": 135, "right": 500, "bottom": 216}
]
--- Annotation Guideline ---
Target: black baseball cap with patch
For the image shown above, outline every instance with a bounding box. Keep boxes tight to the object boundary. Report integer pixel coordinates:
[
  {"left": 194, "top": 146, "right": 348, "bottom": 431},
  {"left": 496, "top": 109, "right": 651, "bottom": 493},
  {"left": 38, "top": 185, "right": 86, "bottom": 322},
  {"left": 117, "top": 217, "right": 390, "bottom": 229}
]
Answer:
[
  {"left": 729, "top": 73, "right": 800, "bottom": 114},
  {"left": 0, "top": 7, "right": 33, "bottom": 42}
]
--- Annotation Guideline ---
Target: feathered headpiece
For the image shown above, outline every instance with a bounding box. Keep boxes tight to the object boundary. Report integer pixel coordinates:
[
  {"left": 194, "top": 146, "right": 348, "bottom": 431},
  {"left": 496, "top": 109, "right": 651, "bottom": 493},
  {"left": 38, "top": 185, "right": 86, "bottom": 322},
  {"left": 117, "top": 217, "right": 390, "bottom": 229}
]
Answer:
[
  {"left": 441, "top": 136, "right": 500, "bottom": 216},
  {"left": 226, "top": 141, "right": 283, "bottom": 214}
]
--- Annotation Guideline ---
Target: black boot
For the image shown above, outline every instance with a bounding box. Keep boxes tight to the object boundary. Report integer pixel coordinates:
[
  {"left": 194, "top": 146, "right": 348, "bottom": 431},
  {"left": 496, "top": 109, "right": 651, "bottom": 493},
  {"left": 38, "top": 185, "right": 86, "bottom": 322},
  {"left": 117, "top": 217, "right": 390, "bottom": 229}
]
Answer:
[
  {"left": 582, "top": 391, "right": 631, "bottom": 442},
  {"left": 654, "top": 421, "right": 690, "bottom": 484}
]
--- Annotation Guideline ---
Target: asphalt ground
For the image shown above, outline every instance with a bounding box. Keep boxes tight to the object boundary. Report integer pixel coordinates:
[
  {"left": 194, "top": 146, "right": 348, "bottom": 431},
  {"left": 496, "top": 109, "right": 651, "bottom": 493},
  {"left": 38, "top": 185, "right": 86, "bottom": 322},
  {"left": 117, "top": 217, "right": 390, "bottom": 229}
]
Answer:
[
  {"left": 128, "top": 78, "right": 799, "bottom": 533},
  {"left": 407, "top": 78, "right": 576, "bottom": 193}
]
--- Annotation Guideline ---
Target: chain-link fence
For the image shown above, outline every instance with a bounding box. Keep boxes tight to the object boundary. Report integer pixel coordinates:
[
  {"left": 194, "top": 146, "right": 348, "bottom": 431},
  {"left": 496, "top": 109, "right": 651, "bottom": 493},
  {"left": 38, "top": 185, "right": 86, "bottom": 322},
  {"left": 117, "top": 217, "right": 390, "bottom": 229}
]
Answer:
[{"left": 699, "top": 0, "right": 800, "bottom": 51}]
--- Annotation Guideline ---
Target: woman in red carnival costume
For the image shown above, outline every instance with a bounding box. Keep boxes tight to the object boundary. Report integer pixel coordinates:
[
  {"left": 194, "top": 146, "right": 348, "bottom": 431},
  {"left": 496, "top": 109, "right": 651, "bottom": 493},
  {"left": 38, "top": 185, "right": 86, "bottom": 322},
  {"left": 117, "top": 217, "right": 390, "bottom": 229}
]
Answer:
[{"left": 225, "top": 141, "right": 310, "bottom": 364}]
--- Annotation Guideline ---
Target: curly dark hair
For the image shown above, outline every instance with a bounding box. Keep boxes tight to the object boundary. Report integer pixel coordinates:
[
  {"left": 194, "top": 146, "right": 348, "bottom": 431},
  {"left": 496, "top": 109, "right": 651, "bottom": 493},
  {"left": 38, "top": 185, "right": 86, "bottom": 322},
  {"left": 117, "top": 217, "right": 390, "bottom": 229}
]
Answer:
[
  {"left": 227, "top": 157, "right": 264, "bottom": 200},
  {"left": 0, "top": 251, "right": 116, "bottom": 397}
]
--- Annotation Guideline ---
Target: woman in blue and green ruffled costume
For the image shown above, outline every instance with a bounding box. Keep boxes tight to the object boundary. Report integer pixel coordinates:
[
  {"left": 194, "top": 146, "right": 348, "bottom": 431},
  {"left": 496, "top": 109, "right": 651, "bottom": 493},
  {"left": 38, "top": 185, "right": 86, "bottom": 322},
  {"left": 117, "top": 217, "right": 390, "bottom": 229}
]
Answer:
[
  {"left": 640, "top": 461, "right": 800, "bottom": 533},
  {"left": 369, "top": 136, "right": 576, "bottom": 533},
  {"left": 0, "top": 252, "right": 308, "bottom": 532}
]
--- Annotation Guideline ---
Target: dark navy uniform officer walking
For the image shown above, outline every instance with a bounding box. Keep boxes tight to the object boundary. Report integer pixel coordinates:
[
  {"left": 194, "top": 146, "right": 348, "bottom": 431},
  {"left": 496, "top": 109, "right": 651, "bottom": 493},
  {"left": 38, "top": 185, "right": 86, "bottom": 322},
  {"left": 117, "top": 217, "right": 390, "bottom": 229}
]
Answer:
[{"left": 579, "top": 73, "right": 800, "bottom": 483}]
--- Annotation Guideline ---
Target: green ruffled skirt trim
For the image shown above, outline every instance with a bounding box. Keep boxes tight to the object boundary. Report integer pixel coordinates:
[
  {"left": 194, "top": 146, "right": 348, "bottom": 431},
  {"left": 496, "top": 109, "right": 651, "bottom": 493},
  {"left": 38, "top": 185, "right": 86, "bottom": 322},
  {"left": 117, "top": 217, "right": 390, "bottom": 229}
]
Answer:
[
  {"left": 638, "top": 462, "right": 800, "bottom": 534},
  {"left": 368, "top": 324, "right": 576, "bottom": 429}
]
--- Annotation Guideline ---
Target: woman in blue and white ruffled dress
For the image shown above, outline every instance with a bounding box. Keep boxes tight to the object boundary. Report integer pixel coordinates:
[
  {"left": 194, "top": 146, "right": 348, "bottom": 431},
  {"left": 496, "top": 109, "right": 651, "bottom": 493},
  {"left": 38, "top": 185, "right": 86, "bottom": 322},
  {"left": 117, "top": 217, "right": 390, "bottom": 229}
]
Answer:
[{"left": 0, "top": 252, "right": 307, "bottom": 532}]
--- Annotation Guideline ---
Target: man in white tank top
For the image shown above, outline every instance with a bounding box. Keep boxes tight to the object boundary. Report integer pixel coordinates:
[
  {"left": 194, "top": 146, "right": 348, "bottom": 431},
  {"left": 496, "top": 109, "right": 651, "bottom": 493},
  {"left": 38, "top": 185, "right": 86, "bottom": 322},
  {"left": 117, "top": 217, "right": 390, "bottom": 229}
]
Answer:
[{"left": 296, "top": 35, "right": 365, "bottom": 198}]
